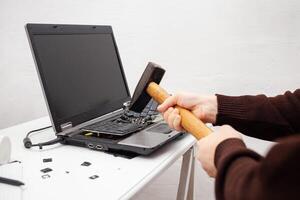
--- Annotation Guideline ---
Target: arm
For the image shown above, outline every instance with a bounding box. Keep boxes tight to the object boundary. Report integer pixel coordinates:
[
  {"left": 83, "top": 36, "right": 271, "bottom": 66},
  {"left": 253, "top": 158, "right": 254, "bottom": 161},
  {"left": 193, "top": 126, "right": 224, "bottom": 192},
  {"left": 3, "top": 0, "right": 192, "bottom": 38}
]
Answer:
[
  {"left": 215, "top": 136, "right": 300, "bottom": 200},
  {"left": 216, "top": 89, "right": 300, "bottom": 140}
]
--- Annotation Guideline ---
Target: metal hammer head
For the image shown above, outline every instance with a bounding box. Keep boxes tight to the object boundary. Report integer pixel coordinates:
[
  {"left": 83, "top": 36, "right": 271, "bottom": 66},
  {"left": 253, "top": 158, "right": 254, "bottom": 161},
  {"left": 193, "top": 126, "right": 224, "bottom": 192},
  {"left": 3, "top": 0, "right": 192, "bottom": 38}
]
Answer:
[{"left": 129, "top": 62, "right": 165, "bottom": 112}]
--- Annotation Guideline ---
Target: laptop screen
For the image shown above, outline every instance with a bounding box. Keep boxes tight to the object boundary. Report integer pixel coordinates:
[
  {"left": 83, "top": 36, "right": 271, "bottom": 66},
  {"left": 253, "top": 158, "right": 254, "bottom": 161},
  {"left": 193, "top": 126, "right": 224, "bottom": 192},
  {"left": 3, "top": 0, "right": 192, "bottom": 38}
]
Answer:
[{"left": 28, "top": 25, "right": 131, "bottom": 132}]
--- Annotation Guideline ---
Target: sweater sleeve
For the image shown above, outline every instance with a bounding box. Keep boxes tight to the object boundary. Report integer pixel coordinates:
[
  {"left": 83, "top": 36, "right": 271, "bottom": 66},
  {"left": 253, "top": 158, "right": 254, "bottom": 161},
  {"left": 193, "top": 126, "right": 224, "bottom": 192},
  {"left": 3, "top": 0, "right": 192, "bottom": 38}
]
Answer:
[
  {"left": 215, "top": 89, "right": 300, "bottom": 141},
  {"left": 214, "top": 136, "right": 300, "bottom": 200}
]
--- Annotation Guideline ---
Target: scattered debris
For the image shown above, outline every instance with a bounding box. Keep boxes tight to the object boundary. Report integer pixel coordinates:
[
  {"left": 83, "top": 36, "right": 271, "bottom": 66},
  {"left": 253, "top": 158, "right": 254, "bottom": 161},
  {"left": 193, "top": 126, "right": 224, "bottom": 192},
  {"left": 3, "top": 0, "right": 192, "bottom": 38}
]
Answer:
[
  {"left": 43, "top": 158, "right": 53, "bottom": 163},
  {"left": 41, "top": 168, "right": 53, "bottom": 173},
  {"left": 89, "top": 175, "right": 99, "bottom": 180},
  {"left": 42, "top": 174, "right": 51, "bottom": 179},
  {"left": 81, "top": 161, "right": 91, "bottom": 166}
]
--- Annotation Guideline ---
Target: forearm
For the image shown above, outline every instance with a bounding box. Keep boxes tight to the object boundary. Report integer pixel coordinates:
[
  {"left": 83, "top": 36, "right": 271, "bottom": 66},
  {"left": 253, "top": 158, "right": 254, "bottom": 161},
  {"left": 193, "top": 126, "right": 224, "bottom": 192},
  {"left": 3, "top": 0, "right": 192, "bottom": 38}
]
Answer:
[
  {"left": 214, "top": 136, "right": 300, "bottom": 200},
  {"left": 214, "top": 139, "right": 262, "bottom": 200},
  {"left": 215, "top": 89, "right": 300, "bottom": 141}
]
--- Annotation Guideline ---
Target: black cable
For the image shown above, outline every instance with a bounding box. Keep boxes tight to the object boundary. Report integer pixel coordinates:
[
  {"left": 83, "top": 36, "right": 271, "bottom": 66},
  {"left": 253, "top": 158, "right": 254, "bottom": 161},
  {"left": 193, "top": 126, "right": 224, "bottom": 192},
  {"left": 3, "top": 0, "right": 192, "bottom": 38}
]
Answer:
[
  {"left": 23, "top": 126, "right": 64, "bottom": 149},
  {"left": 25, "top": 125, "right": 52, "bottom": 138}
]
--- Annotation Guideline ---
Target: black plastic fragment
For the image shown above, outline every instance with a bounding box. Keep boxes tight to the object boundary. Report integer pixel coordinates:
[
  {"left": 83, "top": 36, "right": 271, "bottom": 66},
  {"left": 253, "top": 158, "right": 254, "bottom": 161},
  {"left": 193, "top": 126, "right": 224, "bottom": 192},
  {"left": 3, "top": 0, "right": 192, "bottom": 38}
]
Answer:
[
  {"left": 41, "top": 168, "right": 53, "bottom": 173},
  {"left": 81, "top": 161, "right": 91, "bottom": 166},
  {"left": 43, "top": 158, "right": 53, "bottom": 163},
  {"left": 89, "top": 175, "right": 99, "bottom": 180}
]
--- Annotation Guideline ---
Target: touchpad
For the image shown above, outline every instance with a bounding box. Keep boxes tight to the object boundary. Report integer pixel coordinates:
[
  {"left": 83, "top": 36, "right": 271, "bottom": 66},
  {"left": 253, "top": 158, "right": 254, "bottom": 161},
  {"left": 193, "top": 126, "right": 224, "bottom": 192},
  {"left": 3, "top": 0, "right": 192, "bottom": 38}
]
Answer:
[{"left": 147, "top": 123, "right": 172, "bottom": 134}]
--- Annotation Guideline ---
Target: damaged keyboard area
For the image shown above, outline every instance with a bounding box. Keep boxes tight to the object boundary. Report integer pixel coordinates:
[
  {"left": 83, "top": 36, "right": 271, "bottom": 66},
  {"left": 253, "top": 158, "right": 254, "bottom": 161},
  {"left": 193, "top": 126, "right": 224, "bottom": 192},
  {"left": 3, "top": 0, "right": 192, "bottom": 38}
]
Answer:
[{"left": 81, "top": 100, "right": 160, "bottom": 136}]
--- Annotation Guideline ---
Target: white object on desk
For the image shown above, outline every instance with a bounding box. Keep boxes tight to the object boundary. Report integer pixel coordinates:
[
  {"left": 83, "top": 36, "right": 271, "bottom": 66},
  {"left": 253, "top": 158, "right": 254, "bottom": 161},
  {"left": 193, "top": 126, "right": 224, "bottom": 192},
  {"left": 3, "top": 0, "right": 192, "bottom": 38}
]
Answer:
[
  {"left": 0, "top": 136, "right": 11, "bottom": 165},
  {"left": 0, "top": 135, "right": 23, "bottom": 200}
]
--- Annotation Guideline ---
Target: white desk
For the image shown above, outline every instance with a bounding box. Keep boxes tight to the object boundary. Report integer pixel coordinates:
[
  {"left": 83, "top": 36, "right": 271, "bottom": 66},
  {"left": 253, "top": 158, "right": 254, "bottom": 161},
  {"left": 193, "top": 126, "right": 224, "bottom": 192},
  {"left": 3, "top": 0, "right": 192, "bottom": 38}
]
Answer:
[{"left": 0, "top": 117, "right": 196, "bottom": 200}]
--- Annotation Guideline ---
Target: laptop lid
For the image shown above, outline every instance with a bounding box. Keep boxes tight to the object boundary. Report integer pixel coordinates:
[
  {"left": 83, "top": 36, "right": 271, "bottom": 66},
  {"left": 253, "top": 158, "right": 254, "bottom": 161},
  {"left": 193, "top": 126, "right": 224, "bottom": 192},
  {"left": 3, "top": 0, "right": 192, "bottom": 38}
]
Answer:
[{"left": 26, "top": 24, "right": 131, "bottom": 133}]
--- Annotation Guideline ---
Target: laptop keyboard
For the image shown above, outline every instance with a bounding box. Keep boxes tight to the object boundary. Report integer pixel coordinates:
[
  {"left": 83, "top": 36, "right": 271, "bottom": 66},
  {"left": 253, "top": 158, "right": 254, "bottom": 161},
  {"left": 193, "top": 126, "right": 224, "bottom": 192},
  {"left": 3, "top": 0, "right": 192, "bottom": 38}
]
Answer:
[
  {"left": 82, "top": 100, "right": 159, "bottom": 136},
  {"left": 82, "top": 119, "right": 145, "bottom": 135}
]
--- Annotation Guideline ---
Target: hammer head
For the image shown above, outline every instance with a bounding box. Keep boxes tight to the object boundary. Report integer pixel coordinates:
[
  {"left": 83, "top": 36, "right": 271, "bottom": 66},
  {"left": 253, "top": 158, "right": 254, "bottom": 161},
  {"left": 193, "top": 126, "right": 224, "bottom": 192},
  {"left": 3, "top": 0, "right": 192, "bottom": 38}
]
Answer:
[{"left": 129, "top": 62, "right": 165, "bottom": 112}]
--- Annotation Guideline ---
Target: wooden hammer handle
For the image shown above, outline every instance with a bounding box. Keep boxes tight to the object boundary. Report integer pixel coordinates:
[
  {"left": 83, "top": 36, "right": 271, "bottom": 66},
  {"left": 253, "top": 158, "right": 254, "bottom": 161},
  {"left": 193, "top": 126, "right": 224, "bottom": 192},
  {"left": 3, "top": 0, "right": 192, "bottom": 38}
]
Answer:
[{"left": 146, "top": 82, "right": 212, "bottom": 140}]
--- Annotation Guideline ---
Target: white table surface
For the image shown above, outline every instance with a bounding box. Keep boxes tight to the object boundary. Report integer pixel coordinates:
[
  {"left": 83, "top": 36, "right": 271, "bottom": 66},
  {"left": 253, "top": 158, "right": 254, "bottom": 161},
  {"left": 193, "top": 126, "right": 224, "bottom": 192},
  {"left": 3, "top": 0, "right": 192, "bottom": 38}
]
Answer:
[{"left": 0, "top": 117, "right": 196, "bottom": 200}]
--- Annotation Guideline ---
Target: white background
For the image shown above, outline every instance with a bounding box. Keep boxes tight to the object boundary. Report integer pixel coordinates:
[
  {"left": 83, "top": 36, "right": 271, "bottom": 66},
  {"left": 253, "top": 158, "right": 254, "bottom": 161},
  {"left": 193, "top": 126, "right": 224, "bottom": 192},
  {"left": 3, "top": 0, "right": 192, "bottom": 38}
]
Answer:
[{"left": 1, "top": 0, "right": 299, "bottom": 199}]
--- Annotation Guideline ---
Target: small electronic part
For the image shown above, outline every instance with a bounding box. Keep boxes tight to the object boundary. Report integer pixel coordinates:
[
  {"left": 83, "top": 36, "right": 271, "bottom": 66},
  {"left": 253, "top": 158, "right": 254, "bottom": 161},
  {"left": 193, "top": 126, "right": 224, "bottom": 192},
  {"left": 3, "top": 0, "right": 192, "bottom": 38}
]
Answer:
[
  {"left": 84, "top": 132, "right": 93, "bottom": 136},
  {"left": 43, "top": 158, "right": 53, "bottom": 163},
  {"left": 89, "top": 175, "right": 99, "bottom": 180},
  {"left": 41, "top": 174, "right": 50, "bottom": 179},
  {"left": 81, "top": 161, "right": 91, "bottom": 166},
  {"left": 40, "top": 168, "right": 53, "bottom": 173}
]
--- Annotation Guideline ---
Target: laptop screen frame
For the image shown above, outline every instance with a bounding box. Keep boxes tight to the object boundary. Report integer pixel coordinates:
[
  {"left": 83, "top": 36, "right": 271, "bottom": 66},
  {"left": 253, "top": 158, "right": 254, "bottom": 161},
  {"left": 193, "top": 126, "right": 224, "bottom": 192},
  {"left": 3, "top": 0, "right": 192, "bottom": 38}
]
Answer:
[{"left": 26, "top": 24, "right": 131, "bottom": 133}]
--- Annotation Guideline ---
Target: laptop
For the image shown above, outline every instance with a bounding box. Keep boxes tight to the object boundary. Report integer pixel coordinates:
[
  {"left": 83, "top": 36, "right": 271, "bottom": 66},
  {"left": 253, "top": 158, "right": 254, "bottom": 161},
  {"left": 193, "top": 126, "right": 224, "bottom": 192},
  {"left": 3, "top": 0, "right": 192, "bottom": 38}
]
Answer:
[{"left": 25, "top": 23, "right": 183, "bottom": 157}]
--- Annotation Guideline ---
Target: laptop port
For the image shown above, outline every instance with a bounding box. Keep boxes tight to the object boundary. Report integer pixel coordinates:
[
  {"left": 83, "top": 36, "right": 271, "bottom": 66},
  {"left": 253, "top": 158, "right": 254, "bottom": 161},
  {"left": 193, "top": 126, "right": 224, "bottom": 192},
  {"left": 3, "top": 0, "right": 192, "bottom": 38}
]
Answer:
[
  {"left": 88, "top": 143, "right": 94, "bottom": 149},
  {"left": 96, "top": 145, "right": 103, "bottom": 150}
]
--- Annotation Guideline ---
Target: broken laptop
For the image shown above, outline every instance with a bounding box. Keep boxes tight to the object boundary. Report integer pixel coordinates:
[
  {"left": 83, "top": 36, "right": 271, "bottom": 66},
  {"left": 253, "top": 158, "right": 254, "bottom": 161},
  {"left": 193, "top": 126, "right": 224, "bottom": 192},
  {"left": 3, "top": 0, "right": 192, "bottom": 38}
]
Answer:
[{"left": 26, "top": 23, "right": 183, "bottom": 157}]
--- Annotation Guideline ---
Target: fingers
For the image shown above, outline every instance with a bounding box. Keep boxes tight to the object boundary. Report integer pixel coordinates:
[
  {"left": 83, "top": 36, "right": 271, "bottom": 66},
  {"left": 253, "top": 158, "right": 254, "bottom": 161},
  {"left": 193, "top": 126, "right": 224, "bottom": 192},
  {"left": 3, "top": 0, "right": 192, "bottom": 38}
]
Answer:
[
  {"left": 163, "top": 108, "right": 182, "bottom": 131},
  {"left": 167, "top": 109, "right": 177, "bottom": 129},
  {"left": 163, "top": 107, "right": 174, "bottom": 125},
  {"left": 157, "top": 95, "right": 178, "bottom": 113},
  {"left": 167, "top": 108, "right": 179, "bottom": 129},
  {"left": 173, "top": 115, "right": 183, "bottom": 131},
  {"left": 195, "top": 125, "right": 244, "bottom": 178},
  {"left": 157, "top": 94, "right": 183, "bottom": 131}
]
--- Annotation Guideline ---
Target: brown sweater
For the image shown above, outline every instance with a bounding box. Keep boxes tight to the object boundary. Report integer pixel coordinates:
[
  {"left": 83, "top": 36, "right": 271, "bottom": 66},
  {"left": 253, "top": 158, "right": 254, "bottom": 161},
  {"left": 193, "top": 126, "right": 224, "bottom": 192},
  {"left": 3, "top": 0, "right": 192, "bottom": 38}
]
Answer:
[{"left": 214, "top": 89, "right": 300, "bottom": 200}]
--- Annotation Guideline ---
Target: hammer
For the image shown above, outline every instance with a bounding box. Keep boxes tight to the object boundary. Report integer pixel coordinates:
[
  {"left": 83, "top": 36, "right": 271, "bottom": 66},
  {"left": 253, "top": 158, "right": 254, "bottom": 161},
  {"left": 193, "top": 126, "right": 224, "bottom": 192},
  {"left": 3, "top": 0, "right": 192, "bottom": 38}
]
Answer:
[{"left": 129, "top": 62, "right": 212, "bottom": 140}]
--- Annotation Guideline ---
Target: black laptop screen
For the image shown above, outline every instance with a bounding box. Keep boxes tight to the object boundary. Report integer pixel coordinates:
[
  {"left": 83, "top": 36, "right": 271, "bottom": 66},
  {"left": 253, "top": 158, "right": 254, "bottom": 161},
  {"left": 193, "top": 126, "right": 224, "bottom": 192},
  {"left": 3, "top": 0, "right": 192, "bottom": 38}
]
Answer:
[{"left": 32, "top": 32, "right": 130, "bottom": 130}]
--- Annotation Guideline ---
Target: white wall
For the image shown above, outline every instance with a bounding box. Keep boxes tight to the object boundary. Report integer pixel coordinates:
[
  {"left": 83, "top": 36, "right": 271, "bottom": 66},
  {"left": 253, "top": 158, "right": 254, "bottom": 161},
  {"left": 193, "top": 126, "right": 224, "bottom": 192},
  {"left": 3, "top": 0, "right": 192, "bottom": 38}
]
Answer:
[
  {"left": 1, "top": 0, "right": 299, "bottom": 129},
  {"left": 1, "top": 0, "right": 300, "bottom": 199}
]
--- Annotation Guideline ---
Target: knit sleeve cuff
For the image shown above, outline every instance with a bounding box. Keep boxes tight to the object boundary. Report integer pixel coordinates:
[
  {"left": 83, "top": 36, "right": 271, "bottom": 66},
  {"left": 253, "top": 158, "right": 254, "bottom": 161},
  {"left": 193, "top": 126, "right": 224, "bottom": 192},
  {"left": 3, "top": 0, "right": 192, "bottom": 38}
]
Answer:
[
  {"left": 214, "top": 138, "right": 262, "bottom": 170},
  {"left": 215, "top": 94, "right": 247, "bottom": 125},
  {"left": 214, "top": 138, "right": 247, "bottom": 169}
]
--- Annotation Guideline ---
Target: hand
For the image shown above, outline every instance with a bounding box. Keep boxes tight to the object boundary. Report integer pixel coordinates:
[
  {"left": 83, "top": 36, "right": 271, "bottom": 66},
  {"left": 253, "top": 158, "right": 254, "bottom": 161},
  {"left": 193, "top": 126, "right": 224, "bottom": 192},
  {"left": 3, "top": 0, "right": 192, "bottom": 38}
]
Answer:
[
  {"left": 157, "top": 92, "right": 218, "bottom": 131},
  {"left": 196, "top": 125, "right": 243, "bottom": 177}
]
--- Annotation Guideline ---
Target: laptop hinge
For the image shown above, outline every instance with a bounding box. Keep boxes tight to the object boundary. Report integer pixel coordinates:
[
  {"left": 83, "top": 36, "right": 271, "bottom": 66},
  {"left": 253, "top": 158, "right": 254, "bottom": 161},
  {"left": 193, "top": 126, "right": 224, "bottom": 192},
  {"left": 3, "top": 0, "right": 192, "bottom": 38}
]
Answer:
[
  {"left": 123, "top": 100, "right": 131, "bottom": 110},
  {"left": 60, "top": 122, "right": 73, "bottom": 131}
]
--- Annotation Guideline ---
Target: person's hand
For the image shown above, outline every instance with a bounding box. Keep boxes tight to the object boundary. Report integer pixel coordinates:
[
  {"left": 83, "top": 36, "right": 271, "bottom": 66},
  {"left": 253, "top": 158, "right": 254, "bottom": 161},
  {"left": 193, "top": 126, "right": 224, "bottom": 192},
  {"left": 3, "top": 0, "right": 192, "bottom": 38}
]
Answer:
[
  {"left": 157, "top": 92, "right": 218, "bottom": 131},
  {"left": 196, "top": 125, "right": 243, "bottom": 177}
]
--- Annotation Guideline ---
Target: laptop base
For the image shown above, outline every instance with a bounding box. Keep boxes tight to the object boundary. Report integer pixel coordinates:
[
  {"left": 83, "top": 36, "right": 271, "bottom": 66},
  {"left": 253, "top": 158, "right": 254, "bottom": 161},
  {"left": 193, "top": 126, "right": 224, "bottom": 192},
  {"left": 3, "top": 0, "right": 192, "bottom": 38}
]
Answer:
[{"left": 61, "top": 122, "right": 184, "bottom": 158}]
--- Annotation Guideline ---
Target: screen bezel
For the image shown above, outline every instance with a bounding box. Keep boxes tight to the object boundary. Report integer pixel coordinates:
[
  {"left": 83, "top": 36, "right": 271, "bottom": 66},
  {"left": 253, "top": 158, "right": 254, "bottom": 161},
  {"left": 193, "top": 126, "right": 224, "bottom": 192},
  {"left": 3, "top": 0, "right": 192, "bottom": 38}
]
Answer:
[{"left": 26, "top": 24, "right": 131, "bottom": 133}]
